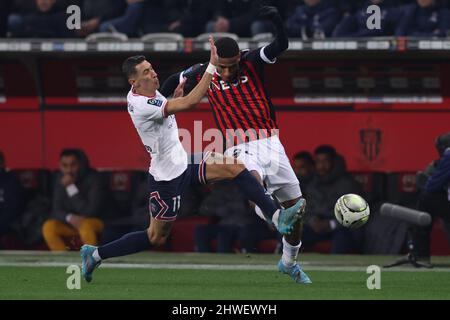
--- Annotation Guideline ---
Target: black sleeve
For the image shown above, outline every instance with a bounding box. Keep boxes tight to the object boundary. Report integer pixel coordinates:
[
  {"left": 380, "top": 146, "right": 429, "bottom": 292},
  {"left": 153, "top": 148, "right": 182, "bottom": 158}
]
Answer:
[
  {"left": 263, "top": 10, "right": 289, "bottom": 61},
  {"left": 160, "top": 63, "right": 207, "bottom": 97},
  {"left": 159, "top": 72, "right": 182, "bottom": 97}
]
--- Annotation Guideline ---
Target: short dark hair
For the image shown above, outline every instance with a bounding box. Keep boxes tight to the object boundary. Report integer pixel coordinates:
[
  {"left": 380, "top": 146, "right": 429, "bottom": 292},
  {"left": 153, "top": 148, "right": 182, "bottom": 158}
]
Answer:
[
  {"left": 60, "top": 149, "right": 82, "bottom": 162},
  {"left": 293, "top": 151, "right": 314, "bottom": 165},
  {"left": 314, "top": 145, "right": 337, "bottom": 158},
  {"left": 122, "top": 55, "right": 146, "bottom": 79},
  {"left": 215, "top": 37, "right": 240, "bottom": 58}
]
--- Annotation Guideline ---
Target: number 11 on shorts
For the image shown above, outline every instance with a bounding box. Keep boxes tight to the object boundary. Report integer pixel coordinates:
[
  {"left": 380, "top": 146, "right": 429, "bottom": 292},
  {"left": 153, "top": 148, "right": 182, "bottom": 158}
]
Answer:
[{"left": 172, "top": 195, "right": 181, "bottom": 212}]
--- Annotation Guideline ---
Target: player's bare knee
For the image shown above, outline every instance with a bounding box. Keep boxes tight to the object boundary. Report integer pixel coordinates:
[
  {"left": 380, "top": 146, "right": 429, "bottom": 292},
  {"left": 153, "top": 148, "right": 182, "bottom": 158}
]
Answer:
[
  {"left": 282, "top": 197, "right": 301, "bottom": 209},
  {"left": 149, "top": 232, "right": 167, "bottom": 247}
]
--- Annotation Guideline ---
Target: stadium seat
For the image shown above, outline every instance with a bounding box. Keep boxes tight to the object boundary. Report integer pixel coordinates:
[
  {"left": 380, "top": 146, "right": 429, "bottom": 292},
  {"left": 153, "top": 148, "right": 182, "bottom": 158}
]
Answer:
[
  {"left": 386, "top": 172, "right": 418, "bottom": 208},
  {"left": 350, "top": 171, "right": 386, "bottom": 206},
  {"left": 85, "top": 32, "right": 129, "bottom": 42},
  {"left": 12, "top": 169, "right": 51, "bottom": 201},
  {"left": 251, "top": 32, "right": 274, "bottom": 42},
  {"left": 195, "top": 32, "right": 239, "bottom": 41},
  {"left": 141, "top": 33, "right": 184, "bottom": 42}
]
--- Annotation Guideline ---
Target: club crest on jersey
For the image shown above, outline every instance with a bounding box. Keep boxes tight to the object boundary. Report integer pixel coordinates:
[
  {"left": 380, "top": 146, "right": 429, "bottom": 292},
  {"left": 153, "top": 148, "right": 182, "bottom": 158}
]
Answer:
[
  {"left": 147, "top": 98, "right": 163, "bottom": 107},
  {"left": 127, "top": 103, "right": 134, "bottom": 113}
]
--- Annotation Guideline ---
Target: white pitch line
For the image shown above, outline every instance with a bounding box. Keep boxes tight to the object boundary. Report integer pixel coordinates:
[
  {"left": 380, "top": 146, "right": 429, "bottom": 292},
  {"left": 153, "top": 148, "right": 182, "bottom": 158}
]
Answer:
[{"left": 0, "top": 261, "right": 449, "bottom": 272}]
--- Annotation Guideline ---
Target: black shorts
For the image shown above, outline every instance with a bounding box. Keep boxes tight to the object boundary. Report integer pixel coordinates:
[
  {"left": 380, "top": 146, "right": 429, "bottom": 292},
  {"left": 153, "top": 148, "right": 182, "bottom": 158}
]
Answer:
[{"left": 148, "top": 155, "right": 208, "bottom": 221}]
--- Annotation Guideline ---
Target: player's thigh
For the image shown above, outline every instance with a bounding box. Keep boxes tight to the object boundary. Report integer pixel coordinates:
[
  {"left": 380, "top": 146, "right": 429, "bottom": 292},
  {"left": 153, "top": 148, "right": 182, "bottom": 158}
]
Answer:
[
  {"left": 266, "top": 148, "right": 302, "bottom": 204},
  {"left": 223, "top": 145, "right": 265, "bottom": 182},
  {"left": 204, "top": 152, "right": 245, "bottom": 182}
]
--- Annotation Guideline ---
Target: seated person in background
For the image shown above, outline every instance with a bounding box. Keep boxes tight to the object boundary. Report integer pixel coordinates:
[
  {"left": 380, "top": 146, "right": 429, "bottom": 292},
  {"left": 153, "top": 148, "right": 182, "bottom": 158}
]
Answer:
[
  {"left": 395, "top": 0, "right": 449, "bottom": 37},
  {"left": 293, "top": 151, "right": 316, "bottom": 196},
  {"left": 286, "top": 0, "right": 341, "bottom": 39},
  {"left": 195, "top": 181, "right": 278, "bottom": 253},
  {"left": 8, "top": 0, "right": 73, "bottom": 38},
  {"left": 75, "top": 0, "right": 126, "bottom": 37},
  {"left": 412, "top": 132, "right": 450, "bottom": 263},
  {"left": 302, "top": 145, "right": 365, "bottom": 254},
  {"left": 42, "top": 149, "right": 106, "bottom": 251},
  {"left": 0, "top": 151, "right": 24, "bottom": 247},
  {"left": 164, "top": 0, "right": 214, "bottom": 37},
  {"left": 333, "top": 0, "right": 403, "bottom": 37},
  {"left": 205, "top": 0, "right": 260, "bottom": 37}
]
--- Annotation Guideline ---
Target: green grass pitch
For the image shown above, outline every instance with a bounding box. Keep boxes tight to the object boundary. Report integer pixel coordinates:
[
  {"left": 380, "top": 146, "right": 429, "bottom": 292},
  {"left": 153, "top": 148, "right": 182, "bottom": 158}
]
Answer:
[{"left": 1, "top": 251, "right": 449, "bottom": 300}]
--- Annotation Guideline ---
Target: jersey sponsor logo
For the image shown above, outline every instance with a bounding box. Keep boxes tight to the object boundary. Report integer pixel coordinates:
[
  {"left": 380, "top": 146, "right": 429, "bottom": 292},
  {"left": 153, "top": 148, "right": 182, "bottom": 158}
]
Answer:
[
  {"left": 147, "top": 98, "right": 164, "bottom": 107},
  {"left": 210, "top": 76, "right": 249, "bottom": 91},
  {"left": 127, "top": 103, "right": 134, "bottom": 113}
]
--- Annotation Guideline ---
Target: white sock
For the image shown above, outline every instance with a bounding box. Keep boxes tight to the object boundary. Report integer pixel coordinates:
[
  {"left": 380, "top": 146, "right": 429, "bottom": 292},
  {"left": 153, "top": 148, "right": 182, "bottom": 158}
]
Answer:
[
  {"left": 281, "top": 237, "right": 301, "bottom": 267},
  {"left": 92, "top": 248, "right": 102, "bottom": 262}
]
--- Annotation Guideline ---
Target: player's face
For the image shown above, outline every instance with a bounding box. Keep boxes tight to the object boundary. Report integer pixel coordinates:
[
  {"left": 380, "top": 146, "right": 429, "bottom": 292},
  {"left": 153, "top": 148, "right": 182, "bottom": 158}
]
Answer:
[
  {"left": 59, "top": 155, "right": 80, "bottom": 179},
  {"left": 131, "top": 60, "right": 159, "bottom": 91},
  {"left": 315, "top": 154, "right": 332, "bottom": 177},
  {"left": 217, "top": 54, "right": 240, "bottom": 82}
]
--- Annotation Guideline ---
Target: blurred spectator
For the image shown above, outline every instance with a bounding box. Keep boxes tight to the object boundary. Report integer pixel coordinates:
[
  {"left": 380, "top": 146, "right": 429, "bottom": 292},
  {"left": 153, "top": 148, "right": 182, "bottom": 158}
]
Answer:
[
  {"left": 0, "top": 151, "right": 24, "bottom": 247},
  {"left": 205, "top": 0, "right": 260, "bottom": 37},
  {"left": 76, "top": 0, "right": 126, "bottom": 37},
  {"left": 302, "top": 145, "right": 364, "bottom": 253},
  {"left": 246, "top": 0, "right": 293, "bottom": 36},
  {"left": 0, "top": 0, "right": 13, "bottom": 37},
  {"left": 395, "top": 0, "right": 450, "bottom": 37},
  {"left": 293, "top": 151, "right": 315, "bottom": 196},
  {"left": 195, "top": 181, "right": 277, "bottom": 253},
  {"left": 8, "top": 0, "right": 74, "bottom": 38},
  {"left": 164, "top": 0, "right": 214, "bottom": 37},
  {"left": 42, "top": 149, "right": 107, "bottom": 251},
  {"left": 333, "top": 0, "right": 403, "bottom": 37},
  {"left": 286, "top": 0, "right": 341, "bottom": 39},
  {"left": 412, "top": 132, "right": 450, "bottom": 262},
  {"left": 98, "top": 0, "right": 146, "bottom": 36}
]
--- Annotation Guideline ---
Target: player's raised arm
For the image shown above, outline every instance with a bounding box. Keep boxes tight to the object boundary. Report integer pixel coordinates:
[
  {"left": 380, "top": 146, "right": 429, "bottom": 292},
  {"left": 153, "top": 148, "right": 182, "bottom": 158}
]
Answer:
[
  {"left": 164, "top": 36, "right": 218, "bottom": 115},
  {"left": 259, "top": 6, "right": 289, "bottom": 60}
]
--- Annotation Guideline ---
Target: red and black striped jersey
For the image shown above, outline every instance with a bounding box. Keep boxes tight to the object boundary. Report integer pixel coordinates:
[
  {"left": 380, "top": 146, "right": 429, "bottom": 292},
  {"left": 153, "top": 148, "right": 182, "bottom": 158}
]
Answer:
[{"left": 180, "top": 47, "right": 279, "bottom": 147}]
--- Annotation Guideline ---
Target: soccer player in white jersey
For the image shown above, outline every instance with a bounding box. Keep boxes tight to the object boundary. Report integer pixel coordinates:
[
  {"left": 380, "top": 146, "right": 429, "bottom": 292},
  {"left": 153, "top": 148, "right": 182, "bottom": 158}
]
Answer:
[{"left": 80, "top": 37, "right": 307, "bottom": 283}]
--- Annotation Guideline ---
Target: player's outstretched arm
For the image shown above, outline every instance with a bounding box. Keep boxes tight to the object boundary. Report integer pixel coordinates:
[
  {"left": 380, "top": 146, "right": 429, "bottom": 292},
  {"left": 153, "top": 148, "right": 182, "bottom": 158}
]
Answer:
[
  {"left": 259, "top": 6, "right": 289, "bottom": 60},
  {"left": 165, "top": 36, "right": 218, "bottom": 115}
]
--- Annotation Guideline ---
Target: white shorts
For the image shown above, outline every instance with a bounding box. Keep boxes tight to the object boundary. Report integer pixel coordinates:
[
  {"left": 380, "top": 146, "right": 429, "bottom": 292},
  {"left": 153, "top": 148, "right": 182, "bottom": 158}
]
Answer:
[{"left": 224, "top": 135, "right": 302, "bottom": 204}]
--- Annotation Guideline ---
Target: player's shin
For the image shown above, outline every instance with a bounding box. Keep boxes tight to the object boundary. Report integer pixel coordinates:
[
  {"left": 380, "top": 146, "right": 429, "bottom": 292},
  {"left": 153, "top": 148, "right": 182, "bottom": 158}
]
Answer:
[
  {"left": 97, "top": 230, "right": 152, "bottom": 260},
  {"left": 233, "top": 169, "right": 279, "bottom": 219}
]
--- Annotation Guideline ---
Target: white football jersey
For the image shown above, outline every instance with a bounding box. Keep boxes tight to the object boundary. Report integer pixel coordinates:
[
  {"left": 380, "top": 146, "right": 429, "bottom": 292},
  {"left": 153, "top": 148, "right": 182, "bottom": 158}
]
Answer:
[{"left": 127, "top": 88, "right": 187, "bottom": 181}]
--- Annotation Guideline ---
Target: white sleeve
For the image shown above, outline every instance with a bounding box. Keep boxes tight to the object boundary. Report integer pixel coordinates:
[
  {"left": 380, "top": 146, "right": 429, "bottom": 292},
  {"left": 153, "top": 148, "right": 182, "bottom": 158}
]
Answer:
[{"left": 133, "top": 95, "right": 168, "bottom": 120}]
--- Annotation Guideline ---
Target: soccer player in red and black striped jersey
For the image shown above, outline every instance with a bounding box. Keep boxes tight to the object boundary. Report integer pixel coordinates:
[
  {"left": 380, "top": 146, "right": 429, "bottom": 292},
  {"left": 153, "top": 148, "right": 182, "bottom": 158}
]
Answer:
[{"left": 161, "top": 6, "right": 311, "bottom": 284}]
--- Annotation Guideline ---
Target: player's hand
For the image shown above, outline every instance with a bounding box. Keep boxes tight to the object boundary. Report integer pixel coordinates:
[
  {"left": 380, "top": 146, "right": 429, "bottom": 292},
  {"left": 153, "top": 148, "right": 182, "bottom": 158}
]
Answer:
[
  {"left": 209, "top": 35, "right": 218, "bottom": 66},
  {"left": 173, "top": 77, "right": 186, "bottom": 98},
  {"left": 258, "top": 6, "right": 281, "bottom": 21}
]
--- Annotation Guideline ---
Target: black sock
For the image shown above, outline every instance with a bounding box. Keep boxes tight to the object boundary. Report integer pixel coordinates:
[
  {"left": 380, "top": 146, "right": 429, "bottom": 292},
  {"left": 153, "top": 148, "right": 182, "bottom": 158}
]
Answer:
[
  {"left": 233, "top": 169, "right": 278, "bottom": 219},
  {"left": 97, "top": 230, "right": 151, "bottom": 260}
]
